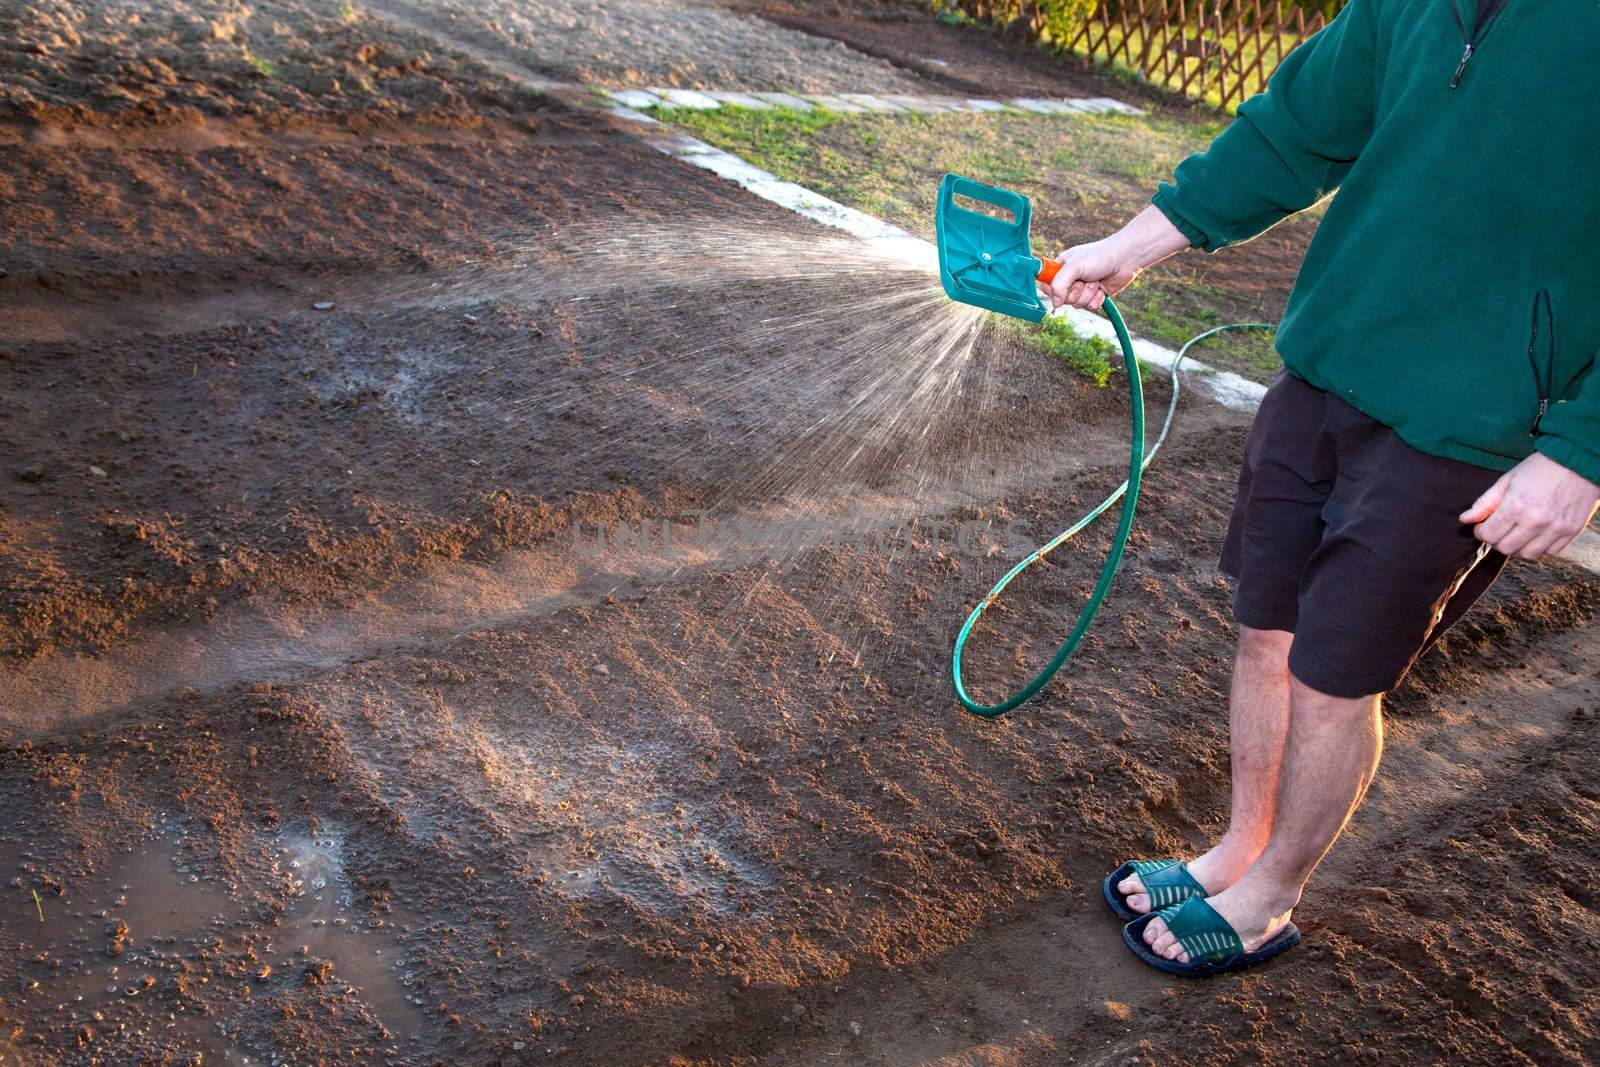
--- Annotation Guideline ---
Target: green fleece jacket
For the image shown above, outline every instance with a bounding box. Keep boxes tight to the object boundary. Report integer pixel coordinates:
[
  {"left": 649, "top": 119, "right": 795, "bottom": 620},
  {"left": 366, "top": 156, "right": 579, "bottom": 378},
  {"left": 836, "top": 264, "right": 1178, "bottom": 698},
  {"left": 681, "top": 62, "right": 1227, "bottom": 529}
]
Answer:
[{"left": 1152, "top": 0, "right": 1600, "bottom": 484}]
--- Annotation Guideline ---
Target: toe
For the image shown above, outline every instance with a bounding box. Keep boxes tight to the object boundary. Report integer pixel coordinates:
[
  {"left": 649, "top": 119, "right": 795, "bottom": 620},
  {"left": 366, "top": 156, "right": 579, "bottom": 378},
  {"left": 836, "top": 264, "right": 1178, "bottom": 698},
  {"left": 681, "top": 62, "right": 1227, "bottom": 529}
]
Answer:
[
  {"left": 1117, "top": 874, "right": 1145, "bottom": 897},
  {"left": 1142, "top": 917, "right": 1168, "bottom": 946},
  {"left": 1125, "top": 892, "right": 1150, "bottom": 914}
]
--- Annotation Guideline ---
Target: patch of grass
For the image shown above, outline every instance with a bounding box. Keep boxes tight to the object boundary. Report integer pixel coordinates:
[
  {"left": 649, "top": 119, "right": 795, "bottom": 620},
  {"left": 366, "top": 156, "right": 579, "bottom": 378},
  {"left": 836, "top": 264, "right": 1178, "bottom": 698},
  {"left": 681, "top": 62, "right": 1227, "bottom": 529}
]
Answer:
[
  {"left": 338, "top": 2, "right": 362, "bottom": 24},
  {"left": 935, "top": 6, "right": 976, "bottom": 26},
  {"left": 1000, "top": 315, "right": 1118, "bottom": 387},
  {"left": 244, "top": 50, "right": 276, "bottom": 77},
  {"left": 1115, "top": 282, "right": 1223, "bottom": 347},
  {"left": 661, "top": 104, "right": 1215, "bottom": 239},
  {"left": 651, "top": 104, "right": 849, "bottom": 173},
  {"left": 1113, "top": 275, "right": 1281, "bottom": 374}
]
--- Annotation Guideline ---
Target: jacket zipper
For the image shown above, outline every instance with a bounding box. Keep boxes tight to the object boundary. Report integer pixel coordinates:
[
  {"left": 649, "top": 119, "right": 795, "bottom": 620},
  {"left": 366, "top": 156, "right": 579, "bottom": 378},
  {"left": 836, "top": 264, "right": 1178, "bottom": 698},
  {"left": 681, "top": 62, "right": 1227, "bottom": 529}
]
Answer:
[
  {"left": 1527, "top": 288, "right": 1553, "bottom": 436},
  {"left": 1448, "top": 0, "right": 1511, "bottom": 88}
]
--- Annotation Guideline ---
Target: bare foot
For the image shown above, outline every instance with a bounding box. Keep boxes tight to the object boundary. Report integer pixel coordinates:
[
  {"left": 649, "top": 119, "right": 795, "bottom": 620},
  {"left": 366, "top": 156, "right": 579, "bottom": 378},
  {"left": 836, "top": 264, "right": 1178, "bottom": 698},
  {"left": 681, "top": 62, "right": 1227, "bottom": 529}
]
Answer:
[
  {"left": 1117, "top": 835, "right": 1262, "bottom": 915},
  {"left": 1141, "top": 876, "right": 1297, "bottom": 962}
]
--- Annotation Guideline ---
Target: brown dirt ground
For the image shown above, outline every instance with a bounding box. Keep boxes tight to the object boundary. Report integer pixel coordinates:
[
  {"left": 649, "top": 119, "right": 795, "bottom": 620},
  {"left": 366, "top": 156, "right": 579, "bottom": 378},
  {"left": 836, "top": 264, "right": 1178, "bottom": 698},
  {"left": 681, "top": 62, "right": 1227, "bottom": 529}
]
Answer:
[
  {"left": 726, "top": 0, "right": 1178, "bottom": 110},
  {"left": 3, "top": 4, "right": 1599, "bottom": 1067}
]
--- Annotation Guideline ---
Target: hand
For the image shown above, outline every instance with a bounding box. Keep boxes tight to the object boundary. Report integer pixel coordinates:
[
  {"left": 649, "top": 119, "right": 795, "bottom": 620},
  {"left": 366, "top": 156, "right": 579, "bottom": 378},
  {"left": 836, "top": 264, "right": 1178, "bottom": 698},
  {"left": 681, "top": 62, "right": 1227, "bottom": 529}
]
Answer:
[
  {"left": 1046, "top": 204, "right": 1190, "bottom": 312},
  {"left": 1459, "top": 452, "right": 1600, "bottom": 561},
  {"left": 1046, "top": 238, "right": 1139, "bottom": 311}
]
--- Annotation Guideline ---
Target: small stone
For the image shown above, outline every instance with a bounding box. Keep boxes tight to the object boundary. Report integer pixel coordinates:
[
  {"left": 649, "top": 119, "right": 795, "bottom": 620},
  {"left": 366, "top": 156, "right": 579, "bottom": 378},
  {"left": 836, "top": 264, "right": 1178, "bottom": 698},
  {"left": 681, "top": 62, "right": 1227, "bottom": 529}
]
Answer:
[
  {"left": 88, "top": 465, "right": 108, "bottom": 479},
  {"left": 1096, "top": 999, "right": 1133, "bottom": 1023},
  {"left": 255, "top": 965, "right": 272, "bottom": 982},
  {"left": 312, "top": 302, "right": 335, "bottom": 311},
  {"left": 591, "top": 663, "right": 610, "bottom": 677},
  {"left": 16, "top": 463, "right": 45, "bottom": 483},
  {"left": 1142, "top": 828, "right": 1158, "bottom": 847},
  {"left": 847, "top": 1020, "right": 862, "bottom": 1037},
  {"left": 294, "top": 68, "right": 341, "bottom": 95},
  {"left": 790, "top": 1002, "right": 806, "bottom": 1018}
]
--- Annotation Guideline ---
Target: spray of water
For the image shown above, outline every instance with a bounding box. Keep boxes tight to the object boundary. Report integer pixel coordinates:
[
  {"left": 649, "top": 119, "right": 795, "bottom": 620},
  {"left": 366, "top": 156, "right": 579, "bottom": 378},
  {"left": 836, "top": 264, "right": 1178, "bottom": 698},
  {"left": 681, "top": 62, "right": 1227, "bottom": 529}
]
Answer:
[
  {"left": 304, "top": 219, "right": 1027, "bottom": 671},
  {"left": 326, "top": 219, "right": 1037, "bottom": 552}
]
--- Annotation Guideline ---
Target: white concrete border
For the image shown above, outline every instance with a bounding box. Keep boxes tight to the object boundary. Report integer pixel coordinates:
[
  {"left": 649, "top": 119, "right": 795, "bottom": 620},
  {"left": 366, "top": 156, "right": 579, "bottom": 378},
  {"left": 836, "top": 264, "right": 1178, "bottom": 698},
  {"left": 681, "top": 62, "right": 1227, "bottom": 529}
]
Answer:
[{"left": 609, "top": 87, "right": 1142, "bottom": 118}]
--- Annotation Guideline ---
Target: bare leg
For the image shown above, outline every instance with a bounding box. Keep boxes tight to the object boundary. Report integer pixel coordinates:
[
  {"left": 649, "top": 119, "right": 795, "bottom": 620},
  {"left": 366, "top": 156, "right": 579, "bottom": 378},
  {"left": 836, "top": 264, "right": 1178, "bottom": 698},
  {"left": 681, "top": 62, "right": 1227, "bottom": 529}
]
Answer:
[
  {"left": 1119, "top": 625, "right": 1293, "bottom": 913},
  {"left": 1144, "top": 675, "right": 1384, "bottom": 959}
]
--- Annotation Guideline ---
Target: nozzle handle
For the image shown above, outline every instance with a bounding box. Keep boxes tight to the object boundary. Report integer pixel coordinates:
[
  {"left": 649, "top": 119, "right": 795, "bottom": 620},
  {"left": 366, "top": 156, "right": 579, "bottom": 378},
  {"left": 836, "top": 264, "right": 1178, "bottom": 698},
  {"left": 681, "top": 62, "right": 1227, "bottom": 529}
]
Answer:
[{"left": 1036, "top": 258, "right": 1061, "bottom": 284}]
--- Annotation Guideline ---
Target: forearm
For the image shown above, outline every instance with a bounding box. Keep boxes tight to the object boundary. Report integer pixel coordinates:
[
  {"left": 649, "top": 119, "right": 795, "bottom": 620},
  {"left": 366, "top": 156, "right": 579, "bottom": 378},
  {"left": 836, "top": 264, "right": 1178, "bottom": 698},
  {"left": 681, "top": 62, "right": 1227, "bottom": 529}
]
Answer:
[
  {"left": 1045, "top": 204, "right": 1192, "bottom": 310},
  {"left": 1109, "top": 204, "right": 1192, "bottom": 272}
]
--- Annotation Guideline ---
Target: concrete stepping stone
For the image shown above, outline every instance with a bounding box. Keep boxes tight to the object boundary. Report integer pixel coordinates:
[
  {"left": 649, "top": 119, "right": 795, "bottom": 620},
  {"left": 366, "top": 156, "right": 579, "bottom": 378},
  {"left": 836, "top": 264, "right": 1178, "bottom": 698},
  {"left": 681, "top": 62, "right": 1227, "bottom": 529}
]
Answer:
[
  {"left": 1085, "top": 96, "right": 1144, "bottom": 115},
  {"left": 965, "top": 98, "right": 1013, "bottom": 112},
  {"left": 750, "top": 91, "right": 816, "bottom": 110},
  {"left": 801, "top": 93, "right": 868, "bottom": 112},
  {"left": 651, "top": 87, "right": 721, "bottom": 109},
  {"left": 704, "top": 91, "right": 773, "bottom": 109},
  {"left": 606, "top": 88, "right": 667, "bottom": 109},
  {"left": 837, "top": 93, "right": 906, "bottom": 112},
  {"left": 1011, "top": 97, "right": 1075, "bottom": 115},
  {"left": 881, "top": 94, "right": 952, "bottom": 113}
]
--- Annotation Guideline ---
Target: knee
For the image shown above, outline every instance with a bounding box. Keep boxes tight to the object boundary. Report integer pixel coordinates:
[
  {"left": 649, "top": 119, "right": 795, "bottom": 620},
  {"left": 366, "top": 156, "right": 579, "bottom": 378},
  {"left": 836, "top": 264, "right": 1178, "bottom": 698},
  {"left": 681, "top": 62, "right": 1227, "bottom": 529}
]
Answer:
[
  {"left": 1236, "top": 625, "right": 1292, "bottom": 671},
  {"left": 1288, "top": 672, "right": 1383, "bottom": 721}
]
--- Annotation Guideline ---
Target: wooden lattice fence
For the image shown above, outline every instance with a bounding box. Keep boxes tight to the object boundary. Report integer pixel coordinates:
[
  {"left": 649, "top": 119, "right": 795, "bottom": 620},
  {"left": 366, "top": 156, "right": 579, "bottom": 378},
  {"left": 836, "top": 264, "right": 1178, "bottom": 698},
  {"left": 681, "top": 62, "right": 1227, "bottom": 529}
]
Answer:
[{"left": 1061, "top": 0, "right": 1340, "bottom": 111}]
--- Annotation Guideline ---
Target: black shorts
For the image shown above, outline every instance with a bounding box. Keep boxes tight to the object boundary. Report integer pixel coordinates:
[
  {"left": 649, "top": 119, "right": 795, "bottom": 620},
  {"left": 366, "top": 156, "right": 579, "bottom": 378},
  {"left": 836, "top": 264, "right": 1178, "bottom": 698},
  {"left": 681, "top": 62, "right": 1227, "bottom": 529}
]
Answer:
[{"left": 1221, "top": 372, "right": 1507, "bottom": 698}]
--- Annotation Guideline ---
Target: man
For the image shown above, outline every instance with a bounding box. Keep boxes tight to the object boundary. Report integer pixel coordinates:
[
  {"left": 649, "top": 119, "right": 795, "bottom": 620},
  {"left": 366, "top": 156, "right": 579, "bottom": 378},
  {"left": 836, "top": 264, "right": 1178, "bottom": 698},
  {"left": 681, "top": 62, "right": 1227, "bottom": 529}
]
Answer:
[{"left": 1049, "top": 0, "right": 1600, "bottom": 974}]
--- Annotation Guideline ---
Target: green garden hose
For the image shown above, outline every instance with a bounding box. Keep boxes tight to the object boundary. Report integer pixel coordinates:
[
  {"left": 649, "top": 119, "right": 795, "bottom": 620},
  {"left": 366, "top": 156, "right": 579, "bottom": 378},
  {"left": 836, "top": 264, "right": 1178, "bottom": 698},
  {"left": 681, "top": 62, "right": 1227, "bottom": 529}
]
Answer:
[{"left": 952, "top": 304, "right": 1272, "bottom": 718}]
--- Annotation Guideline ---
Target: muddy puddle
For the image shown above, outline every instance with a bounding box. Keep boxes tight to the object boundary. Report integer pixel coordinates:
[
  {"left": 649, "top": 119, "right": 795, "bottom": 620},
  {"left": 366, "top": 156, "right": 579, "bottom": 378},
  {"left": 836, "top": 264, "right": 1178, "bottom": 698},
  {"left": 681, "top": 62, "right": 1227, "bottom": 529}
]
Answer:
[{"left": 4, "top": 827, "right": 424, "bottom": 1063}]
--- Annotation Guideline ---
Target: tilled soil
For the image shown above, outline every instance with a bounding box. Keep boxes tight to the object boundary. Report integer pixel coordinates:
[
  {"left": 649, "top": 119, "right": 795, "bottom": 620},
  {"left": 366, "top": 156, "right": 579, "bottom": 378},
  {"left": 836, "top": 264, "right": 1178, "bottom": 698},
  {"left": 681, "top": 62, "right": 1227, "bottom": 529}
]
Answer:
[
  {"left": 363, "top": 0, "right": 930, "bottom": 94},
  {"left": 4, "top": 0, "right": 547, "bottom": 120},
  {"left": 3, "top": 4, "right": 1599, "bottom": 1066}
]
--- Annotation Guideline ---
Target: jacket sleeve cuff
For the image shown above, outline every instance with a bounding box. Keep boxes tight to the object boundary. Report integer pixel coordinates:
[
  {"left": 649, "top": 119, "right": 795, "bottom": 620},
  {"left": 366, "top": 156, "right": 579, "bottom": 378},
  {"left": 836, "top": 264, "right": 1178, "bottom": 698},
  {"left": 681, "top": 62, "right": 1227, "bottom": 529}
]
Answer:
[
  {"left": 1151, "top": 186, "right": 1221, "bottom": 253},
  {"left": 1534, "top": 432, "right": 1600, "bottom": 489}
]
